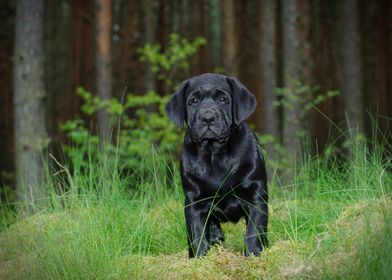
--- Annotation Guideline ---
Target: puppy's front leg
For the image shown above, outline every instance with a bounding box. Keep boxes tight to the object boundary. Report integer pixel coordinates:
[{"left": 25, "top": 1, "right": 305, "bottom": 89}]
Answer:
[
  {"left": 244, "top": 199, "right": 268, "bottom": 256},
  {"left": 184, "top": 199, "right": 210, "bottom": 258}
]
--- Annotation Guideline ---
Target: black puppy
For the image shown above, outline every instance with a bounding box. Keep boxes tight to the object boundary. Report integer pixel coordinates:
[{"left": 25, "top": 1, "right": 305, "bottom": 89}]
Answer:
[{"left": 166, "top": 73, "right": 268, "bottom": 258}]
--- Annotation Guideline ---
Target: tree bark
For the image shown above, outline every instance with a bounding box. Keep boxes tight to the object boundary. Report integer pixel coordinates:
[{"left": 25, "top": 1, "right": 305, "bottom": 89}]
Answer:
[
  {"left": 143, "top": 0, "right": 156, "bottom": 91},
  {"left": 95, "top": 0, "right": 112, "bottom": 143},
  {"left": 157, "top": 0, "right": 167, "bottom": 95},
  {"left": 282, "top": 0, "right": 312, "bottom": 161},
  {"left": 209, "top": 0, "right": 222, "bottom": 71},
  {"left": 260, "top": 0, "right": 279, "bottom": 140},
  {"left": 220, "top": 0, "right": 237, "bottom": 76},
  {"left": 13, "top": 0, "right": 48, "bottom": 203},
  {"left": 71, "top": 0, "right": 95, "bottom": 108},
  {"left": 44, "top": 0, "right": 72, "bottom": 145},
  {"left": 0, "top": 0, "right": 15, "bottom": 189},
  {"left": 196, "top": 0, "right": 209, "bottom": 74},
  {"left": 118, "top": 0, "right": 145, "bottom": 94},
  {"left": 310, "top": 0, "right": 341, "bottom": 150},
  {"left": 361, "top": 0, "right": 389, "bottom": 136},
  {"left": 237, "top": 0, "right": 263, "bottom": 132},
  {"left": 339, "top": 0, "right": 363, "bottom": 135}
]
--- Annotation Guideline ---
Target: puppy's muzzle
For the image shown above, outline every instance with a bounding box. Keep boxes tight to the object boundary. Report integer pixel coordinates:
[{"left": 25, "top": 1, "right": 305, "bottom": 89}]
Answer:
[
  {"left": 200, "top": 109, "right": 217, "bottom": 126},
  {"left": 191, "top": 106, "right": 229, "bottom": 142}
]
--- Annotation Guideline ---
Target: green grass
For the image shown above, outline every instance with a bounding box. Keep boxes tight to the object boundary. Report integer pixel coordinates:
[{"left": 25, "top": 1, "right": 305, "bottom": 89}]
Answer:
[{"left": 1, "top": 133, "right": 391, "bottom": 279}]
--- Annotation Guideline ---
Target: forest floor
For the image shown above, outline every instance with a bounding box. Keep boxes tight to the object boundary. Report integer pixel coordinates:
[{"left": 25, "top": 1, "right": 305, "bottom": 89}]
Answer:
[
  {"left": 1, "top": 138, "right": 391, "bottom": 279},
  {"left": 1, "top": 195, "right": 391, "bottom": 279}
]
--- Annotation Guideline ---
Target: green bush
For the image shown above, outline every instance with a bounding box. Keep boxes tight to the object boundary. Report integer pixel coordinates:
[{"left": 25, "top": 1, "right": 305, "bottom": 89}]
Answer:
[{"left": 60, "top": 34, "right": 206, "bottom": 178}]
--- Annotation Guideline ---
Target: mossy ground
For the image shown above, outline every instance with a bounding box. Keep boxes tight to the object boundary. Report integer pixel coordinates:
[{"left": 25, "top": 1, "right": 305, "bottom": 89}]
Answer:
[
  {"left": 1, "top": 197, "right": 390, "bottom": 279},
  {"left": 1, "top": 133, "right": 391, "bottom": 279}
]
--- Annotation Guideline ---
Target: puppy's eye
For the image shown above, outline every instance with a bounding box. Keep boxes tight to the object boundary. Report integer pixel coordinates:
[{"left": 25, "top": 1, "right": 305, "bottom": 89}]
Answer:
[
  {"left": 219, "top": 96, "right": 227, "bottom": 103},
  {"left": 190, "top": 97, "right": 199, "bottom": 104}
]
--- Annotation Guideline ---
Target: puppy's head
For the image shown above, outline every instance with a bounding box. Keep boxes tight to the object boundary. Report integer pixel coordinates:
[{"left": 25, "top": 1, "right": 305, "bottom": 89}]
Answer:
[{"left": 166, "top": 73, "right": 257, "bottom": 142}]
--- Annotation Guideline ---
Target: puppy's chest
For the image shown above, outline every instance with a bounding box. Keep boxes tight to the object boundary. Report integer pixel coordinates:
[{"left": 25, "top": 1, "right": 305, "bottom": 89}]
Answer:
[{"left": 188, "top": 153, "right": 239, "bottom": 189}]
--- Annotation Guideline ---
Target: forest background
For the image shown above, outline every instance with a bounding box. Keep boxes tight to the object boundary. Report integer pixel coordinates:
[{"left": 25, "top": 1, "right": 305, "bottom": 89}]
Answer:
[
  {"left": 1, "top": 0, "right": 391, "bottom": 195},
  {"left": 0, "top": 1, "right": 391, "bottom": 278}
]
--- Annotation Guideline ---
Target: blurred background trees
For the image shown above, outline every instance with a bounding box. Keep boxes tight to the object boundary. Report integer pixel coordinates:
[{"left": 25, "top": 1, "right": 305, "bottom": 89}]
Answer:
[{"left": 0, "top": 0, "right": 391, "bottom": 200}]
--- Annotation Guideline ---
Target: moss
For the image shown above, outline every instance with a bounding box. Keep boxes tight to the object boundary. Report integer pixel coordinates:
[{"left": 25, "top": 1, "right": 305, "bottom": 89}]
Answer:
[{"left": 1, "top": 198, "right": 391, "bottom": 279}]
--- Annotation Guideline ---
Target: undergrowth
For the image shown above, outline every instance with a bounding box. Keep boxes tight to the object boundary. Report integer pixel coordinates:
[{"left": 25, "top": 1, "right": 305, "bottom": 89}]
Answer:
[{"left": 0, "top": 129, "right": 391, "bottom": 279}]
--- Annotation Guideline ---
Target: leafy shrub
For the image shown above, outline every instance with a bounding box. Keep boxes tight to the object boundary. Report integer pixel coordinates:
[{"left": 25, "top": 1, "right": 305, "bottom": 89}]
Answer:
[
  {"left": 274, "top": 76, "right": 339, "bottom": 140},
  {"left": 138, "top": 33, "right": 206, "bottom": 88},
  {"left": 60, "top": 34, "right": 206, "bottom": 181},
  {"left": 61, "top": 88, "right": 181, "bottom": 171}
]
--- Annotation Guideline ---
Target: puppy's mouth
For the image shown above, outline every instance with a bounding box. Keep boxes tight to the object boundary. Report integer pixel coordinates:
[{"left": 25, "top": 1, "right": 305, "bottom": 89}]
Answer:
[
  {"left": 201, "top": 128, "right": 218, "bottom": 139},
  {"left": 191, "top": 126, "right": 228, "bottom": 143}
]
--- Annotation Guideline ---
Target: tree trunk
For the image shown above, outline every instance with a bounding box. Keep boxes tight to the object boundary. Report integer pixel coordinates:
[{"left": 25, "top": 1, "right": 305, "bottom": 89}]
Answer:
[
  {"left": 310, "top": 0, "right": 341, "bottom": 151},
  {"left": 260, "top": 0, "right": 279, "bottom": 141},
  {"left": 118, "top": 0, "right": 145, "bottom": 94},
  {"left": 95, "top": 0, "right": 112, "bottom": 143},
  {"left": 44, "top": 0, "right": 72, "bottom": 145},
  {"left": 0, "top": 0, "right": 15, "bottom": 190},
  {"left": 70, "top": 0, "right": 95, "bottom": 110},
  {"left": 157, "top": 0, "right": 167, "bottom": 95},
  {"left": 282, "top": 0, "right": 312, "bottom": 161},
  {"left": 143, "top": 0, "right": 156, "bottom": 91},
  {"left": 237, "top": 0, "right": 263, "bottom": 132},
  {"left": 13, "top": 0, "right": 48, "bottom": 204},
  {"left": 361, "top": 0, "right": 389, "bottom": 137},
  {"left": 196, "top": 0, "right": 209, "bottom": 74},
  {"left": 220, "top": 0, "right": 237, "bottom": 76},
  {"left": 209, "top": 0, "right": 222, "bottom": 71},
  {"left": 339, "top": 0, "right": 363, "bottom": 135}
]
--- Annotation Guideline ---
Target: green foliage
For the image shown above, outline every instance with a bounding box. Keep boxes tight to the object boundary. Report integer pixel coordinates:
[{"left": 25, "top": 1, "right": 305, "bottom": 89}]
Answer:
[
  {"left": 61, "top": 88, "right": 182, "bottom": 173},
  {"left": 60, "top": 34, "right": 207, "bottom": 174},
  {"left": 138, "top": 34, "right": 206, "bottom": 88},
  {"left": 274, "top": 76, "right": 339, "bottom": 116},
  {"left": 259, "top": 78, "right": 340, "bottom": 173},
  {"left": 257, "top": 134, "right": 290, "bottom": 173},
  {"left": 274, "top": 76, "right": 339, "bottom": 141},
  {"left": 0, "top": 171, "right": 15, "bottom": 203}
]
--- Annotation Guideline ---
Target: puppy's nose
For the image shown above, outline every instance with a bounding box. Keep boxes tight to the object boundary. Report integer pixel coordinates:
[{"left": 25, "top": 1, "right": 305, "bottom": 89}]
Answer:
[{"left": 202, "top": 114, "right": 215, "bottom": 124}]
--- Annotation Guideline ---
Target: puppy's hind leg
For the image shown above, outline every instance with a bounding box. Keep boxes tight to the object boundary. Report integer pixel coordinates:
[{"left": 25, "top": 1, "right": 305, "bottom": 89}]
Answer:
[{"left": 207, "top": 218, "right": 224, "bottom": 245}]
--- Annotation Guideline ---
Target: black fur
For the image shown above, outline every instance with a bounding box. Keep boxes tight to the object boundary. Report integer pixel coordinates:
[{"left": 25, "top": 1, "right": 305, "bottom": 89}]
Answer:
[{"left": 166, "top": 73, "right": 268, "bottom": 257}]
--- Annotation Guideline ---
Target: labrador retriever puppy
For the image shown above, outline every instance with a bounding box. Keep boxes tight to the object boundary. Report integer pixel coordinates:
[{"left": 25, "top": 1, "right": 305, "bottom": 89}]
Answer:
[{"left": 166, "top": 73, "right": 268, "bottom": 258}]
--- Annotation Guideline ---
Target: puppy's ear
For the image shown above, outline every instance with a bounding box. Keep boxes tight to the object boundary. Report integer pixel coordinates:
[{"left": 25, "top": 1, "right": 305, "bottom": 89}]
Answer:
[
  {"left": 226, "top": 77, "right": 257, "bottom": 125},
  {"left": 165, "top": 80, "right": 190, "bottom": 128}
]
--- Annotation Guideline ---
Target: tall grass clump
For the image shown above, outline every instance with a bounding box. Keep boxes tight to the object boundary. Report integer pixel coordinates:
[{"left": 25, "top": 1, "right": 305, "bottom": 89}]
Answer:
[
  {"left": 1, "top": 118, "right": 391, "bottom": 279},
  {"left": 0, "top": 137, "right": 187, "bottom": 279}
]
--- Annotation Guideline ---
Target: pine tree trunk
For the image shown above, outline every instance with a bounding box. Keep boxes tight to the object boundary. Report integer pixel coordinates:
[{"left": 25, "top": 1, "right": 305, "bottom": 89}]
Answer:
[
  {"left": 260, "top": 0, "right": 279, "bottom": 140},
  {"left": 209, "top": 0, "right": 222, "bottom": 71},
  {"left": 71, "top": 0, "right": 94, "bottom": 103},
  {"left": 339, "top": 0, "right": 363, "bottom": 135},
  {"left": 197, "top": 0, "right": 209, "bottom": 74},
  {"left": 157, "top": 0, "right": 167, "bottom": 95},
  {"left": 310, "top": 0, "right": 341, "bottom": 150},
  {"left": 95, "top": 0, "right": 112, "bottom": 143},
  {"left": 220, "top": 0, "right": 237, "bottom": 76},
  {"left": 237, "top": 0, "right": 263, "bottom": 132},
  {"left": 282, "top": 0, "right": 311, "bottom": 162},
  {"left": 0, "top": 0, "right": 15, "bottom": 187},
  {"left": 13, "top": 0, "right": 48, "bottom": 204},
  {"left": 44, "top": 0, "right": 72, "bottom": 144},
  {"left": 118, "top": 0, "right": 145, "bottom": 94},
  {"left": 143, "top": 0, "right": 156, "bottom": 91},
  {"left": 362, "top": 0, "right": 388, "bottom": 136}
]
